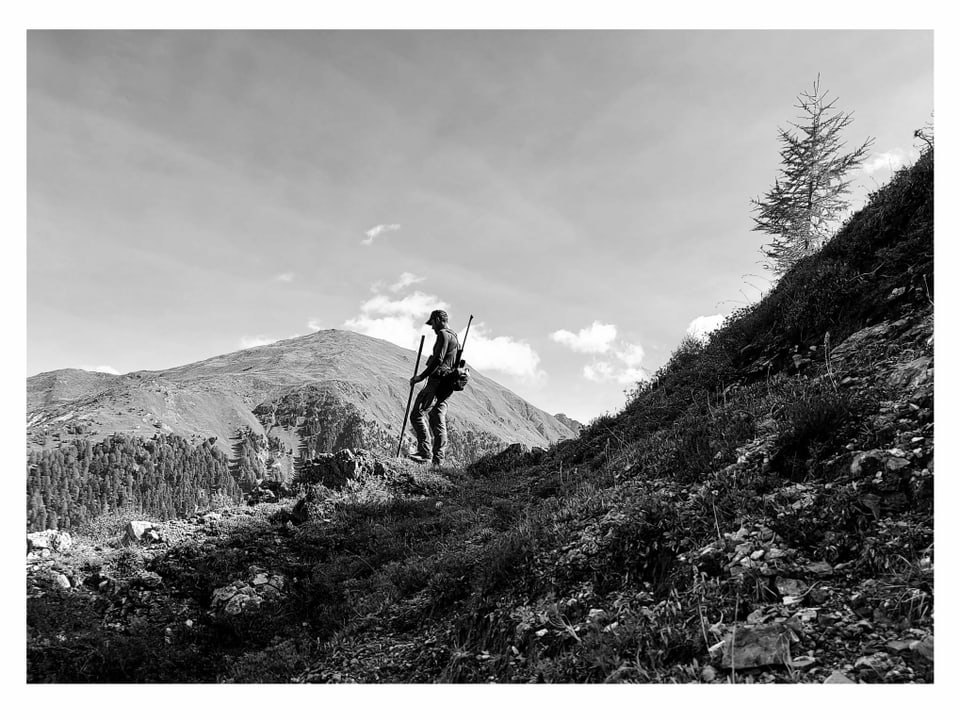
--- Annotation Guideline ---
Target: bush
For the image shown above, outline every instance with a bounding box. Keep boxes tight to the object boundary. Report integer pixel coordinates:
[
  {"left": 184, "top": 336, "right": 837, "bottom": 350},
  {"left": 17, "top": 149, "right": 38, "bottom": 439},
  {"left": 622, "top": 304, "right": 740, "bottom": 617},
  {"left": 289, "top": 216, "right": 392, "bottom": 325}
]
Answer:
[{"left": 769, "top": 380, "right": 857, "bottom": 481}]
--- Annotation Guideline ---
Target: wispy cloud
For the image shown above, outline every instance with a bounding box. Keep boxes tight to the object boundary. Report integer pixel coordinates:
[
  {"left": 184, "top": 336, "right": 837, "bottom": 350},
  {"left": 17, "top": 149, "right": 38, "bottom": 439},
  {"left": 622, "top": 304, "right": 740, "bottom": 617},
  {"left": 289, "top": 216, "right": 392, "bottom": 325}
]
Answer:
[
  {"left": 686, "top": 314, "right": 725, "bottom": 342},
  {"left": 583, "top": 361, "right": 616, "bottom": 383},
  {"left": 615, "top": 343, "right": 646, "bottom": 370},
  {"left": 239, "top": 335, "right": 278, "bottom": 349},
  {"left": 361, "top": 223, "right": 401, "bottom": 246},
  {"left": 371, "top": 271, "right": 426, "bottom": 293},
  {"left": 550, "top": 322, "right": 618, "bottom": 354},
  {"left": 582, "top": 342, "right": 648, "bottom": 384},
  {"left": 390, "top": 272, "right": 425, "bottom": 292},
  {"left": 274, "top": 272, "right": 295, "bottom": 283}
]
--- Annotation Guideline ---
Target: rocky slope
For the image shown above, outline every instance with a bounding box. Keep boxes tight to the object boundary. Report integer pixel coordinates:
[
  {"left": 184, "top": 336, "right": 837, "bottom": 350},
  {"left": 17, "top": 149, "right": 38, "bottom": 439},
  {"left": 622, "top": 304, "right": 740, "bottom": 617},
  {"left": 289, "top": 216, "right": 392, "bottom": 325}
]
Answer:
[
  {"left": 26, "top": 150, "right": 934, "bottom": 684},
  {"left": 27, "top": 329, "right": 575, "bottom": 467}
]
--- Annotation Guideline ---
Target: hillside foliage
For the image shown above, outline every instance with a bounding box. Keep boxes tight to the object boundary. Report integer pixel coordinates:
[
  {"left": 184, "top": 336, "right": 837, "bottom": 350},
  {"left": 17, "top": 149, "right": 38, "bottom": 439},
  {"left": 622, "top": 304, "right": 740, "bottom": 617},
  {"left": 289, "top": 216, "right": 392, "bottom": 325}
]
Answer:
[
  {"left": 27, "top": 149, "right": 933, "bottom": 684},
  {"left": 26, "top": 434, "right": 242, "bottom": 532}
]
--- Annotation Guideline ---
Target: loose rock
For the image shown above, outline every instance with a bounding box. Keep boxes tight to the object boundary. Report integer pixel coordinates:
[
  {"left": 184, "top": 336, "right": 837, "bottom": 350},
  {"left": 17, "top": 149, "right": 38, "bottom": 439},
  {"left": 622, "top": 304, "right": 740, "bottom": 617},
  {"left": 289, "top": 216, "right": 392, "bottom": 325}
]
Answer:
[
  {"left": 715, "top": 623, "right": 796, "bottom": 669},
  {"left": 27, "top": 530, "right": 73, "bottom": 554}
]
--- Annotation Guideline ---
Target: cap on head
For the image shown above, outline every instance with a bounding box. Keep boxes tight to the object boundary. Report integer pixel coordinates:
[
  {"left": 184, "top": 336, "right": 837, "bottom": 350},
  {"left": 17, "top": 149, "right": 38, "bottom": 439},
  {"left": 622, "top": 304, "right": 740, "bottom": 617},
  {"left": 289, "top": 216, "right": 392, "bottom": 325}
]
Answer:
[{"left": 426, "top": 309, "right": 448, "bottom": 326}]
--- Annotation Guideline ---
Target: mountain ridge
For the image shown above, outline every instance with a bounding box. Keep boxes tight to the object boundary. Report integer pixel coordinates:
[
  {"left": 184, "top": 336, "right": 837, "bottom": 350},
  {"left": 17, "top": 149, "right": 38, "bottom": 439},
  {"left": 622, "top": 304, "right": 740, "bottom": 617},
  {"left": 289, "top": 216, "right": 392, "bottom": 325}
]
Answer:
[{"left": 27, "top": 329, "right": 575, "bottom": 465}]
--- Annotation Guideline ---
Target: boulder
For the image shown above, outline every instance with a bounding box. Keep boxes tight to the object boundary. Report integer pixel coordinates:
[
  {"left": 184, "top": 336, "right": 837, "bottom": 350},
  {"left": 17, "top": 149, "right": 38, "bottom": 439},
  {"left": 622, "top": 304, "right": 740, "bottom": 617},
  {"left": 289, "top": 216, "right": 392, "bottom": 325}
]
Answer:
[
  {"left": 823, "top": 670, "right": 856, "bottom": 684},
  {"left": 37, "top": 570, "right": 72, "bottom": 590},
  {"left": 854, "top": 652, "right": 895, "bottom": 682},
  {"left": 887, "top": 357, "right": 931, "bottom": 391},
  {"left": 789, "top": 655, "right": 818, "bottom": 670},
  {"left": 713, "top": 623, "right": 796, "bottom": 669},
  {"left": 884, "top": 456, "right": 912, "bottom": 475},
  {"left": 914, "top": 634, "right": 934, "bottom": 662},
  {"left": 335, "top": 448, "right": 362, "bottom": 480},
  {"left": 829, "top": 322, "right": 892, "bottom": 366},
  {"left": 211, "top": 584, "right": 263, "bottom": 616},
  {"left": 210, "top": 567, "right": 287, "bottom": 618},
  {"left": 124, "top": 520, "right": 161, "bottom": 545},
  {"left": 775, "top": 577, "right": 808, "bottom": 597},
  {"left": 885, "top": 639, "right": 914, "bottom": 654},
  {"left": 27, "top": 530, "right": 73, "bottom": 554},
  {"left": 133, "top": 570, "right": 163, "bottom": 589},
  {"left": 299, "top": 451, "right": 372, "bottom": 490},
  {"left": 850, "top": 451, "right": 885, "bottom": 478}
]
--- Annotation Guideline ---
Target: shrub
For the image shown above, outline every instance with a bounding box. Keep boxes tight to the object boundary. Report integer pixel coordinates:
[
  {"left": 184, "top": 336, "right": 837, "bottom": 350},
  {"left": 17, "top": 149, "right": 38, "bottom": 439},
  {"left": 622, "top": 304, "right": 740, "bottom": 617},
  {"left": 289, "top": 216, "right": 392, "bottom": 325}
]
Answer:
[{"left": 769, "top": 380, "right": 857, "bottom": 481}]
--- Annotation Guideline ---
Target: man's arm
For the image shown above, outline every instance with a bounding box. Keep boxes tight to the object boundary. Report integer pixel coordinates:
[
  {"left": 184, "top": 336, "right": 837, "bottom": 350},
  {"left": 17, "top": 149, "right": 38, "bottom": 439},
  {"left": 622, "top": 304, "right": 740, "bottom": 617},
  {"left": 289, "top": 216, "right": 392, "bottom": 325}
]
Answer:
[{"left": 413, "top": 333, "right": 449, "bottom": 383}]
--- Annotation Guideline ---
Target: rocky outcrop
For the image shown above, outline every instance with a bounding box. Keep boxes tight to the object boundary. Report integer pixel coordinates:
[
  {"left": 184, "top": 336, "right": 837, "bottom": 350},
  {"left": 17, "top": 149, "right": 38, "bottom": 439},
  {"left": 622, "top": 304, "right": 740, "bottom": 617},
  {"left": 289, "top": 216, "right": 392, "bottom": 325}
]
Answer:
[
  {"left": 27, "top": 530, "right": 73, "bottom": 555},
  {"left": 296, "top": 448, "right": 383, "bottom": 490},
  {"left": 210, "top": 566, "right": 287, "bottom": 619},
  {"left": 554, "top": 413, "right": 584, "bottom": 435},
  {"left": 124, "top": 521, "right": 162, "bottom": 545}
]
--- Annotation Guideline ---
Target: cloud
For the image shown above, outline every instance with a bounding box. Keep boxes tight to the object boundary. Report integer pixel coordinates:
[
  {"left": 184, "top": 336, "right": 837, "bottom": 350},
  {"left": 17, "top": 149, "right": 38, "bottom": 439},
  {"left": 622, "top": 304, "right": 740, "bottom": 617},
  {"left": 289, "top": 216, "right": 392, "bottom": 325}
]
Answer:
[
  {"left": 359, "top": 291, "right": 444, "bottom": 319},
  {"left": 463, "top": 324, "right": 546, "bottom": 383},
  {"left": 80, "top": 365, "right": 120, "bottom": 375},
  {"left": 686, "top": 314, "right": 726, "bottom": 342},
  {"left": 274, "top": 272, "right": 295, "bottom": 283},
  {"left": 583, "top": 352, "right": 648, "bottom": 385},
  {"left": 361, "top": 223, "right": 401, "bottom": 246},
  {"left": 551, "top": 322, "right": 648, "bottom": 384},
  {"left": 615, "top": 342, "right": 646, "bottom": 368},
  {"left": 344, "top": 289, "right": 447, "bottom": 350},
  {"left": 583, "top": 361, "right": 615, "bottom": 383},
  {"left": 550, "top": 322, "right": 618, "bottom": 354},
  {"left": 344, "top": 315, "right": 425, "bottom": 350},
  {"left": 389, "top": 272, "right": 425, "bottom": 292},
  {"left": 239, "top": 335, "right": 278, "bottom": 349},
  {"left": 342, "top": 284, "right": 545, "bottom": 382},
  {"left": 861, "top": 148, "right": 920, "bottom": 176}
]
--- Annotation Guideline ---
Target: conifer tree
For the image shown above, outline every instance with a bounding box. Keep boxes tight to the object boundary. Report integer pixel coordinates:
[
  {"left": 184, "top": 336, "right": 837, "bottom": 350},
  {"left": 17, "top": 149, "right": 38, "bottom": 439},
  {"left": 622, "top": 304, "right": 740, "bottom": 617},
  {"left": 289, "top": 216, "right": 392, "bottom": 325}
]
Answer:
[{"left": 752, "top": 76, "right": 873, "bottom": 276}]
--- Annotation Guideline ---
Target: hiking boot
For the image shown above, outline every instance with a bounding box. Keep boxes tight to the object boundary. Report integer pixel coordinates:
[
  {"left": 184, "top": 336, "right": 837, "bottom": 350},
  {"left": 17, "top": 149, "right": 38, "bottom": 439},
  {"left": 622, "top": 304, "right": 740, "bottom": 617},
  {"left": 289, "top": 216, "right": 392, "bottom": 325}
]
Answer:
[
  {"left": 431, "top": 460, "right": 442, "bottom": 470},
  {"left": 408, "top": 452, "right": 431, "bottom": 463}
]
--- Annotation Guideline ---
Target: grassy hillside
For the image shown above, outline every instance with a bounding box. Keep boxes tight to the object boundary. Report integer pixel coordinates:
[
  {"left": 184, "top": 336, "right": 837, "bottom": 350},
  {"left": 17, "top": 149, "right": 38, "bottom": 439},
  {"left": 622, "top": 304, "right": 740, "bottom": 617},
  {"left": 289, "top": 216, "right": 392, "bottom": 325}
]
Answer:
[
  {"left": 27, "top": 329, "right": 575, "bottom": 459},
  {"left": 26, "top": 329, "right": 577, "bottom": 532},
  {"left": 27, "top": 150, "right": 933, "bottom": 684}
]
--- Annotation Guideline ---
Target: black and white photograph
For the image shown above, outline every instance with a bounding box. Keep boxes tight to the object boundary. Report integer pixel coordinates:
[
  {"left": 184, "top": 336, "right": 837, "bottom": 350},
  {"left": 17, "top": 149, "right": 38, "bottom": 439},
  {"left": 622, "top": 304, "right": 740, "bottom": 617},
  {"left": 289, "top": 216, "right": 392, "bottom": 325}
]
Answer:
[{"left": 14, "top": 4, "right": 947, "bottom": 709}]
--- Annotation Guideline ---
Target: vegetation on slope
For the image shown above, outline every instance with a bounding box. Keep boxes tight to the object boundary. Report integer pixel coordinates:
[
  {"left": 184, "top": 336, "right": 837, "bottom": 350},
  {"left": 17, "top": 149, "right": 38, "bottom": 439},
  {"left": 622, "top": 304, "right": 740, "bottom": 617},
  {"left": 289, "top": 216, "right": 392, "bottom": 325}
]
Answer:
[
  {"left": 27, "top": 150, "right": 933, "bottom": 683},
  {"left": 27, "top": 434, "right": 242, "bottom": 533}
]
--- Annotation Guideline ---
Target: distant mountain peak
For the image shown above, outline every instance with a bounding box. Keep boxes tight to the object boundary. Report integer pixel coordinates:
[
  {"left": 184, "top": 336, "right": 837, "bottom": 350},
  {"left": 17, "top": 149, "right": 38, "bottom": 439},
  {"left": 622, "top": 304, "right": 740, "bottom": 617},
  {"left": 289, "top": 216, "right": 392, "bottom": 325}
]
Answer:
[{"left": 28, "top": 330, "right": 576, "bottom": 472}]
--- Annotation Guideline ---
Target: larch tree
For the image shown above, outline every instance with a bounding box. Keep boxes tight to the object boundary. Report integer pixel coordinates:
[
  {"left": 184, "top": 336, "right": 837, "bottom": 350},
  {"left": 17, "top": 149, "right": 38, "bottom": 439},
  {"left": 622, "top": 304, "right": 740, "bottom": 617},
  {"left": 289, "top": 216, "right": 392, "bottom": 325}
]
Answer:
[{"left": 752, "top": 75, "right": 874, "bottom": 276}]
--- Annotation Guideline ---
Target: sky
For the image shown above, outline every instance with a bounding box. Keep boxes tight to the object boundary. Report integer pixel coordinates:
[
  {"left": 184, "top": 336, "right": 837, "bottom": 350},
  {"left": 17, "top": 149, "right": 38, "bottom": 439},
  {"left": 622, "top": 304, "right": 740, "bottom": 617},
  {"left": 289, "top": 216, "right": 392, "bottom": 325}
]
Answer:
[{"left": 26, "top": 28, "right": 933, "bottom": 423}]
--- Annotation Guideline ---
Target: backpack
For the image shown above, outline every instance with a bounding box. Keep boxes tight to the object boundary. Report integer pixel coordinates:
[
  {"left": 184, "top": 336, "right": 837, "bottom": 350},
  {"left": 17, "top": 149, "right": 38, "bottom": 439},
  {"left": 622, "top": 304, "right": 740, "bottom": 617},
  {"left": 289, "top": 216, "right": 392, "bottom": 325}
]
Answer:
[
  {"left": 448, "top": 361, "right": 470, "bottom": 391},
  {"left": 445, "top": 314, "right": 474, "bottom": 392}
]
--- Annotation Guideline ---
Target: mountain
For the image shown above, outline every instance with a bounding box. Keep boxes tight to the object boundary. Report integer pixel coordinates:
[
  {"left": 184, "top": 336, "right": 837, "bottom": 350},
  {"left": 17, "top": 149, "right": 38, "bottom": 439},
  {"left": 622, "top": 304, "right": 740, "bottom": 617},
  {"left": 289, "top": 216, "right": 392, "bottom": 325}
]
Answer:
[
  {"left": 27, "top": 150, "right": 933, "bottom": 684},
  {"left": 27, "top": 329, "right": 575, "bottom": 466},
  {"left": 553, "top": 412, "right": 584, "bottom": 435}
]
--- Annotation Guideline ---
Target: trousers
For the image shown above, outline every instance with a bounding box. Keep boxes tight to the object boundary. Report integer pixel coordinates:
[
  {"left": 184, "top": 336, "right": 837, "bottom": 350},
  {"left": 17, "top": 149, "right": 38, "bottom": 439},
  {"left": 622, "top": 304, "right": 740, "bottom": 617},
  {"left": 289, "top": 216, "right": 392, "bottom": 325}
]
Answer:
[{"left": 409, "top": 376, "right": 454, "bottom": 462}]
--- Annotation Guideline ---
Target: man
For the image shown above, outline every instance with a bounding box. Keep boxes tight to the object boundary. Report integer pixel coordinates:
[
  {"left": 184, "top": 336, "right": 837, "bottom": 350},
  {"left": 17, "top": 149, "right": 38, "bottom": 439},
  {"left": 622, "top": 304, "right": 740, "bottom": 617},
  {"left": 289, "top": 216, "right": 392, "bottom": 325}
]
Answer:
[{"left": 409, "top": 309, "right": 460, "bottom": 467}]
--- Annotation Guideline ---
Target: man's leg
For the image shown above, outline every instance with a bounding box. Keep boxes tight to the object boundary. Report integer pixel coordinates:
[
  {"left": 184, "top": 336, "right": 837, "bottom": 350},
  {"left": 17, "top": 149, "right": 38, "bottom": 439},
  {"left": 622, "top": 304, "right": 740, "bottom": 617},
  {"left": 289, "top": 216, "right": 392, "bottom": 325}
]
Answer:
[
  {"left": 428, "top": 383, "right": 454, "bottom": 464},
  {"left": 409, "top": 380, "right": 438, "bottom": 458}
]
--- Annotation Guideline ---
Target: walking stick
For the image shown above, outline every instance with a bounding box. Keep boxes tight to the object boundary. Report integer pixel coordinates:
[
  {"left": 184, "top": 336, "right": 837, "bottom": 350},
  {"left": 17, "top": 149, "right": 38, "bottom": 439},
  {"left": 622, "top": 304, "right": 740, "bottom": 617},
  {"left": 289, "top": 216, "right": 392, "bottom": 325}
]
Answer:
[{"left": 397, "top": 335, "right": 426, "bottom": 458}]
